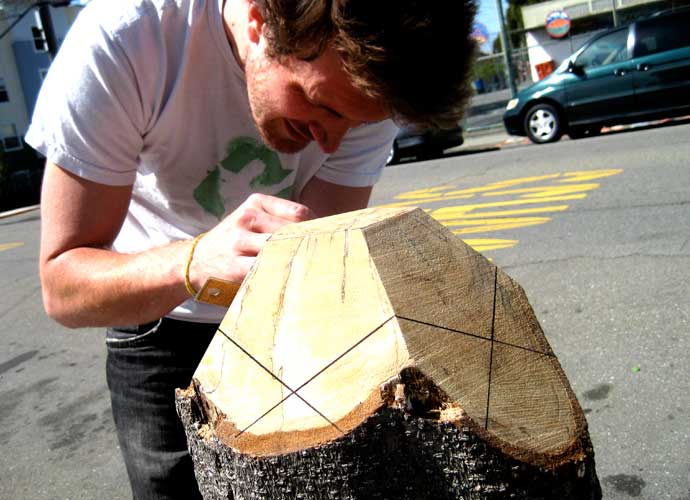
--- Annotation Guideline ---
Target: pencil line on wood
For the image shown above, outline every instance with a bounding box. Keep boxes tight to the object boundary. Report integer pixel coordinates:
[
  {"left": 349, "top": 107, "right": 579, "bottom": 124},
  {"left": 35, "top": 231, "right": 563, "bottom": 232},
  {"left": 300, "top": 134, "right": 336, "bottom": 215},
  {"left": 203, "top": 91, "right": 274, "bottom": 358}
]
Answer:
[
  {"left": 485, "top": 265, "right": 499, "bottom": 431},
  {"left": 217, "top": 327, "right": 344, "bottom": 436},
  {"left": 232, "top": 315, "right": 396, "bottom": 437},
  {"left": 288, "top": 315, "right": 397, "bottom": 398},
  {"left": 395, "top": 315, "right": 554, "bottom": 357}
]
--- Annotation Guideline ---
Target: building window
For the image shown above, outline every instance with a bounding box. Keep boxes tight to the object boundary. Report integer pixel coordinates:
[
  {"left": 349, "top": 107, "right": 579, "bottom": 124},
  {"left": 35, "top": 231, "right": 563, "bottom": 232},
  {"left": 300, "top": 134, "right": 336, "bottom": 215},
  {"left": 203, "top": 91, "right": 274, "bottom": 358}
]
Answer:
[
  {"left": 0, "top": 78, "right": 8, "bottom": 103},
  {"left": 31, "top": 26, "right": 48, "bottom": 53},
  {"left": 1, "top": 123, "right": 23, "bottom": 152}
]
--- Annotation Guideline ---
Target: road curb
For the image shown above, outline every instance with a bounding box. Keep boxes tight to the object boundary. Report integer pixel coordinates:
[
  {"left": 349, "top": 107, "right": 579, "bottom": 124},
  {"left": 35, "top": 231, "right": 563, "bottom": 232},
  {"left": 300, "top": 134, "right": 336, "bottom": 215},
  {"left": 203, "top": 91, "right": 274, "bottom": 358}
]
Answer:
[
  {"left": 0, "top": 204, "right": 40, "bottom": 220},
  {"left": 465, "top": 123, "right": 505, "bottom": 137}
]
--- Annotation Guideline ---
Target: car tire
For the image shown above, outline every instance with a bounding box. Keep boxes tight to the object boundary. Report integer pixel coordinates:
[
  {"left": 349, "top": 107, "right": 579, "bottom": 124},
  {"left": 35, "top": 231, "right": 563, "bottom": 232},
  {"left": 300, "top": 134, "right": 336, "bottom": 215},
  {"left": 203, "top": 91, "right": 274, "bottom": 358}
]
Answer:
[
  {"left": 524, "top": 103, "right": 563, "bottom": 144},
  {"left": 386, "top": 143, "right": 399, "bottom": 165}
]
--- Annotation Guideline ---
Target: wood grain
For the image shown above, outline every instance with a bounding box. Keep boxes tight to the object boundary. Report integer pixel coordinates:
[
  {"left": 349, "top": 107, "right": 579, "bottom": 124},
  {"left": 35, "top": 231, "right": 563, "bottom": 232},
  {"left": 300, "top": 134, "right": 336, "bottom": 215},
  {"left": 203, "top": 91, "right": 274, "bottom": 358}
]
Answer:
[{"left": 181, "top": 206, "right": 600, "bottom": 498}]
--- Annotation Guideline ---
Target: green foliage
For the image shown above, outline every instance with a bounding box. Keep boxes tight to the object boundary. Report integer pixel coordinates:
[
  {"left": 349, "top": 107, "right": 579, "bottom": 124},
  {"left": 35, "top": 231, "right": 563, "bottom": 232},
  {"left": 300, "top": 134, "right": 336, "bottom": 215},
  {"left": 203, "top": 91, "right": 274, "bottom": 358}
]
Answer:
[
  {"left": 471, "top": 56, "right": 504, "bottom": 85},
  {"left": 505, "top": 0, "right": 543, "bottom": 48},
  {"left": 493, "top": 36, "right": 503, "bottom": 54},
  {"left": 506, "top": 3, "right": 524, "bottom": 47}
]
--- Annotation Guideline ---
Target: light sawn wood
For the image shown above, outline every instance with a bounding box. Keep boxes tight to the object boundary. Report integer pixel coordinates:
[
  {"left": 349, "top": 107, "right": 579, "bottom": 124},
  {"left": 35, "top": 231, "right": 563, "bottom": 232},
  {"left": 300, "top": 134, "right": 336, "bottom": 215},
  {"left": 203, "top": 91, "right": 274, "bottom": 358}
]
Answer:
[{"left": 176, "top": 207, "right": 601, "bottom": 499}]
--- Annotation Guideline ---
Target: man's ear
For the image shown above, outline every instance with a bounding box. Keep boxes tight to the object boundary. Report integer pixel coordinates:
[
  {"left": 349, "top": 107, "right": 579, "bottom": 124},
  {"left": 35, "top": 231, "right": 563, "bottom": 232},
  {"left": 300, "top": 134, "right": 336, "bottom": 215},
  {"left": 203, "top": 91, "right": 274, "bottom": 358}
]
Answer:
[{"left": 247, "top": 2, "right": 265, "bottom": 45}]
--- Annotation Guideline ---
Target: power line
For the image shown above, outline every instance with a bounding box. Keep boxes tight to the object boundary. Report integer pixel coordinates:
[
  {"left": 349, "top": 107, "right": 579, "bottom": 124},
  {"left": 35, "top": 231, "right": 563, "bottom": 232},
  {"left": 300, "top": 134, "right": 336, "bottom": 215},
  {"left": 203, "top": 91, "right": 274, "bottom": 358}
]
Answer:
[{"left": 0, "top": 1, "right": 69, "bottom": 42}]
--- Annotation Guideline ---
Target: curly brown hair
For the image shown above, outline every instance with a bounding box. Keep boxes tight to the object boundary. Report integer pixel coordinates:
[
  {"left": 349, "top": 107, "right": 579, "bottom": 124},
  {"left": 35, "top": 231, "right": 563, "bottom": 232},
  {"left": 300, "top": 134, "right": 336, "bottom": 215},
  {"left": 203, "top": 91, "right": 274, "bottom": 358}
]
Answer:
[{"left": 254, "top": 0, "right": 478, "bottom": 129}]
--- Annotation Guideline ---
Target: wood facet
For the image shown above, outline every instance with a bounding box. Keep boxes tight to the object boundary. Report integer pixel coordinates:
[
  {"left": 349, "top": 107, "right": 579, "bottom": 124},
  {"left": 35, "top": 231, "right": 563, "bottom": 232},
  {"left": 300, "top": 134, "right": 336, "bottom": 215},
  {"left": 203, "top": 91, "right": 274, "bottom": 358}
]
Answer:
[{"left": 177, "top": 207, "right": 601, "bottom": 499}]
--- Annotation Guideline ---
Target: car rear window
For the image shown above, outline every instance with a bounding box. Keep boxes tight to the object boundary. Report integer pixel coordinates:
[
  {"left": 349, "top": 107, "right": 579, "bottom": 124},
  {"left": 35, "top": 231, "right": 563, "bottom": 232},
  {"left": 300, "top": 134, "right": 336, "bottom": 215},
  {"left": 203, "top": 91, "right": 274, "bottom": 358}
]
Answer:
[{"left": 634, "top": 11, "right": 690, "bottom": 57}]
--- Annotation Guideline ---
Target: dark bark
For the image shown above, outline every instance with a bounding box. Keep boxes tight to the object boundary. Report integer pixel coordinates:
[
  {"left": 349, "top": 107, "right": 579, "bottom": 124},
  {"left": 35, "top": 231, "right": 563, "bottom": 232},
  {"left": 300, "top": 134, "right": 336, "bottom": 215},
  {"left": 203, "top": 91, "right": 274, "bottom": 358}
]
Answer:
[{"left": 176, "top": 384, "right": 601, "bottom": 500}]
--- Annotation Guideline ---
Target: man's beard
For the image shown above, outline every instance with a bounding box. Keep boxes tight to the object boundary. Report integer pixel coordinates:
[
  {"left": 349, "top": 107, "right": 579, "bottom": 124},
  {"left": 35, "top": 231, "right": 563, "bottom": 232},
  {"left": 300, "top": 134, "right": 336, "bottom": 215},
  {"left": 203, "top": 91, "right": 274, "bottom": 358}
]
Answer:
[{"left": 245, "top": 54, "right": 310, "bottom": 154}]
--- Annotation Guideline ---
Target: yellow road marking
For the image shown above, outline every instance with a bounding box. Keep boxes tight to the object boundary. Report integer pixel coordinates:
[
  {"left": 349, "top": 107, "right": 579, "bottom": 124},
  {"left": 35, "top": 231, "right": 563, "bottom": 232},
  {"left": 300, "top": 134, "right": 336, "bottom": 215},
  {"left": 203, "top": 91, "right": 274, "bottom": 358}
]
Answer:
[
  {"left": 449, "top": 205, "right": 569, "bottom": 218},
  {"left": 431, "top": 195, "right": 587, "bottom": 220},
  {"left": 482, "top": 183, "right": 601, "bottom": 198},
  {"left": 382, "top": 194, "right": 473, "bottom": 208},
  {"left": 446, "top": 174, "right": 562, "bottom": 197},
  {"left": 461, "top": 238, "right": 518, "bottom": 252},
  {"left": 382, "top": 169, "right": 624, "bottom": 253},
  {"left": 559, "top": 169, "right": 623, "bottom": 183},
  {"left": 0, "top": 242, "right": 24, "bottom": 252},
  {"left": 445, "top": 217, "right": 551, "bottom": 234}
]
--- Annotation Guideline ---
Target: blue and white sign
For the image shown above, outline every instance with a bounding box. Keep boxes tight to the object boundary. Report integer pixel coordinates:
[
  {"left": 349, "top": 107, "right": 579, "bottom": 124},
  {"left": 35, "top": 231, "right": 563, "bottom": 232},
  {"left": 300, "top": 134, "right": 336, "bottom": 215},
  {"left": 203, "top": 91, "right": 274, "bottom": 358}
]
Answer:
[
  {"left": 471, "top": 22, "right": 490, "bottom": 45},
  {"left": 545, "top": 10, "right": 571, "bottom": 39}
]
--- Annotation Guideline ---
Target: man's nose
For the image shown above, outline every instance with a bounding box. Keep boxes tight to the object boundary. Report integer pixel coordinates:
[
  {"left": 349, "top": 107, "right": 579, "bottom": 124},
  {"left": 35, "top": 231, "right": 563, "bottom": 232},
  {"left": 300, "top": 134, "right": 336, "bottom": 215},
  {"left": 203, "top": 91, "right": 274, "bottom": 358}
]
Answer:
[{"left": 308, "top": 120, "right": 349, "bottom": 154}]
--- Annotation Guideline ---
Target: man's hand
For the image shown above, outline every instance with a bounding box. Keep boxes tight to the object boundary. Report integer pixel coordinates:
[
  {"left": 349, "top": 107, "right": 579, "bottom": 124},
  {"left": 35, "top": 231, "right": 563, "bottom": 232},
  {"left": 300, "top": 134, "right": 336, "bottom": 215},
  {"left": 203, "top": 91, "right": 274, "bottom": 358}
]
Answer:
[{"left": 188, "top": 194, "right": 315, "bottom": 291}]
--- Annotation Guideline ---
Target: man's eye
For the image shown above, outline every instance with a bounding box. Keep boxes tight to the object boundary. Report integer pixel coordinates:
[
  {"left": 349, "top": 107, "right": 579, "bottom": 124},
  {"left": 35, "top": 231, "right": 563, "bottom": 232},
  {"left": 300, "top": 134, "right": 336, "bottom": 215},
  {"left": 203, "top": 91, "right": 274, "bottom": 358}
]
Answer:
[{"left": 323, "top": 106, "right": 344, "bottom": 120}]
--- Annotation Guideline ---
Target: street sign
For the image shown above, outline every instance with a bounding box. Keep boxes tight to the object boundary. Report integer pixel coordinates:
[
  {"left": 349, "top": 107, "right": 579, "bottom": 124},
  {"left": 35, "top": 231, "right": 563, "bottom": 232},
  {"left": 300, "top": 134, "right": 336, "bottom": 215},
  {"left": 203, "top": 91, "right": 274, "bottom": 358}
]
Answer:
[
  {"left": 471, "top": 22, "right": 490, "bottom": 46},
  {"left": 545, "top": 10, "right": 571, "bottom": 39}
]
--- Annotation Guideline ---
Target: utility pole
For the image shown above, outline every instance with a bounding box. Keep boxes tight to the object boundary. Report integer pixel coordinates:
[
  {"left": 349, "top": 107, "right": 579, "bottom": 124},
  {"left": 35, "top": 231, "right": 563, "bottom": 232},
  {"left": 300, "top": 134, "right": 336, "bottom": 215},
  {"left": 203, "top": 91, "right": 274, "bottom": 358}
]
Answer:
[
  {"left": 611, "top": 0, "right": 619, "bottom": 27},
  {"left": 37, "top": 3, "right": 58, "bottom": 59},
  {"left": 0, "top": 1, "right": 70, "bottom": 58},
  {"left": 496, "top": 0, "right": 518, "bottom": 97}
]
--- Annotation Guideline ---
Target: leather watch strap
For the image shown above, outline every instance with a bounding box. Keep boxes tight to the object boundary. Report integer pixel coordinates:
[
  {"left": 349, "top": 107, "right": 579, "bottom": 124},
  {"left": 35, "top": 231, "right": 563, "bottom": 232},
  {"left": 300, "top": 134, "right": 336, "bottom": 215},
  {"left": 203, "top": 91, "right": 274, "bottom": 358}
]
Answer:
[{"left": 195, "top": 277, "right": 241, "bottom": 307}]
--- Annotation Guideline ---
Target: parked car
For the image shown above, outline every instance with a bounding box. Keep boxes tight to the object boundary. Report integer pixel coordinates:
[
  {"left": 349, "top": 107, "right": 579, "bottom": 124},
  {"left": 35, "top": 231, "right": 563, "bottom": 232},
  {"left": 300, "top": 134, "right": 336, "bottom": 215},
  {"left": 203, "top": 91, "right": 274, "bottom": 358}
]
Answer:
[
  {"left": 387, "top": 124, "right": 464, "bottom": 164},
  {"left": 503, "top": 7, "right": 690, "bottom": 143}
]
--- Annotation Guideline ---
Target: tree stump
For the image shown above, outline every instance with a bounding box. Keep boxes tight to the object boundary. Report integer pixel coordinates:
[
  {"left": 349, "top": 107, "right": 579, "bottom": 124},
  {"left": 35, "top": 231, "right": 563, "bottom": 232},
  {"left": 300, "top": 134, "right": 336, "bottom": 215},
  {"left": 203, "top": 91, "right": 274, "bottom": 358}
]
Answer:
[{"left": 176, "top": 207, "right": 601, "bottom": 499}]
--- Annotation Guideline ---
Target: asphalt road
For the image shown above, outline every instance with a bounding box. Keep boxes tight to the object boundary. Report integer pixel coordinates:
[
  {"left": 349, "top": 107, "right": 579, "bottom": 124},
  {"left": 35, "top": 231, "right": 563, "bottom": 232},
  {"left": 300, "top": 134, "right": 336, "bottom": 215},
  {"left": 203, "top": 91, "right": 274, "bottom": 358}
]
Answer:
[{"left": 1, "top": 121, "right": 689, "bottom": 499}]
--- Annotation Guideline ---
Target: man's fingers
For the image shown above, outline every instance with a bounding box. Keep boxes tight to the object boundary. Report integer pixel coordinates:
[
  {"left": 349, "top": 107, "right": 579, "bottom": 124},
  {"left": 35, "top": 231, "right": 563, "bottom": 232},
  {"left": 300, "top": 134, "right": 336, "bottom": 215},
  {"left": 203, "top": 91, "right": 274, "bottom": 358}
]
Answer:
[
  {"left": 234, "top": 206, "right": 304, "bottom": 234},
  {"left": 234, "top": 230, "right": 270, "bottom": 255},
  {"left": 245, "top": 193, "right": 315, "bottom": 222},
  {"left": 193, "top": 194, "right": 315, "bottom": 288}
]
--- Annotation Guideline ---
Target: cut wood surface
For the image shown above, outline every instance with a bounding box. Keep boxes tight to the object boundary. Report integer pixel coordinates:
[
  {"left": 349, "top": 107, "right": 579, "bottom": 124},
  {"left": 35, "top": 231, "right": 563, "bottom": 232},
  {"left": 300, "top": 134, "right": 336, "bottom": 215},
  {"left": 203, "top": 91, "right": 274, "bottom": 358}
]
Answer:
[{"left": 177, "top": 207, "right": 601, "bottom": 499}]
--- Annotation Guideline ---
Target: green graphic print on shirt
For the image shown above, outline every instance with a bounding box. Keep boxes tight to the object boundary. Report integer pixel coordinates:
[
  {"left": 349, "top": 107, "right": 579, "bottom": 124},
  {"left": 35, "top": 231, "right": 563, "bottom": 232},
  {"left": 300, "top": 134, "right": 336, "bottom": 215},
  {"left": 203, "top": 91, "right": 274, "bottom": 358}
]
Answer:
[{"left": 193, "top": 137, "right": 293, "bottom": 219}]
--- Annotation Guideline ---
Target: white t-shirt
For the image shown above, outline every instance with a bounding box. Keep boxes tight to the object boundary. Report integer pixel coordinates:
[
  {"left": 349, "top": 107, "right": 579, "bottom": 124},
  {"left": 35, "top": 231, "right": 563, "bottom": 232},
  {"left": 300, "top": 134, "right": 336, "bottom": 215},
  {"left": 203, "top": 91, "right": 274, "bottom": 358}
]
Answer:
[{"left": 26, "top": 0, "right": 397, "bottom": 323}]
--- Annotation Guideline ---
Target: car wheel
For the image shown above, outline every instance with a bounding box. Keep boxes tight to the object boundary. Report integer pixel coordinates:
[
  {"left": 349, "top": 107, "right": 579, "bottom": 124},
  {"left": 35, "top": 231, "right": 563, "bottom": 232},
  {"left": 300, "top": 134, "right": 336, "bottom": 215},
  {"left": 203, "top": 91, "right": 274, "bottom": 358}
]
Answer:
[
  {"left": 386, "top": 143, "right": 399, "bottom": 165},
  {"left": 524, "top": 104, "right": 563, "bottom": 144}
]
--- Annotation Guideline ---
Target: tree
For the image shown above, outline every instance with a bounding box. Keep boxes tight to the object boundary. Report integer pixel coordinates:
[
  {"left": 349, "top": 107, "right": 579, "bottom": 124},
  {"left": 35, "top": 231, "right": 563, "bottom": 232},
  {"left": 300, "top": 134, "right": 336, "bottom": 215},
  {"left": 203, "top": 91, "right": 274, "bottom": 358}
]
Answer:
[
  {"left": 177, "top": 207, "right": 602, "bottom": 500},
  {"left": 505, "top": 0, "right": 543, "bottom": 48}
]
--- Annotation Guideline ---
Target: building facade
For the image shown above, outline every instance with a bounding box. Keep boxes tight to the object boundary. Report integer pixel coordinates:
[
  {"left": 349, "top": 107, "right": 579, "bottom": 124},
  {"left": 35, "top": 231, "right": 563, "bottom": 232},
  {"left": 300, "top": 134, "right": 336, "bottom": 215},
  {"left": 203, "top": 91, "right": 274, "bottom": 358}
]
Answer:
[
  {"left": 0, "top": 3, "right": 82, "bottom": 154},
  {"left": 519, "top": 0, "right": 690, "bottom": 82}
]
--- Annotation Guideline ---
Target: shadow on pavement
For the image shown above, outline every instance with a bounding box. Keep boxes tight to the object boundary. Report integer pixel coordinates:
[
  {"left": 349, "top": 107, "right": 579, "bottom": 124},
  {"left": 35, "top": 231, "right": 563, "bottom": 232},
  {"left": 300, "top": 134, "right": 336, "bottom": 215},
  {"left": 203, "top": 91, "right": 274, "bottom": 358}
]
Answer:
[{"left": 387, "top": 145, "right": 502, "bottom": 166}]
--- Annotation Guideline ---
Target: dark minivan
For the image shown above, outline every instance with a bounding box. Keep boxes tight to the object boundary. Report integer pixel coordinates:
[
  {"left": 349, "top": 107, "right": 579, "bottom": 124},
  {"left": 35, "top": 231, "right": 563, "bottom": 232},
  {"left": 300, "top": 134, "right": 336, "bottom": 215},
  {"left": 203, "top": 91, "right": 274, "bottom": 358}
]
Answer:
[{"left": 503, "top": 8, "right": 690, "bottom": 143}]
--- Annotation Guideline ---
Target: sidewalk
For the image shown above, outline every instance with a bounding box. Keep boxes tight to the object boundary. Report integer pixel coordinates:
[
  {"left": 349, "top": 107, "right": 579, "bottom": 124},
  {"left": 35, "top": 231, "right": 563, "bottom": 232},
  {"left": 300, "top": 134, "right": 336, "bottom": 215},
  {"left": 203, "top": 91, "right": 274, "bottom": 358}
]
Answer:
[
  {"left": 462, "top": 128, "right": 528, "bottom": 150},
  {"left": 465, "top": 88, "right": 513, "bottom": 132},
  {"left": 0, "top": 204, "right": 40, "bottom": 220},
  {"left": 460, "top": 88, "right": 520, "bottom": 150}
]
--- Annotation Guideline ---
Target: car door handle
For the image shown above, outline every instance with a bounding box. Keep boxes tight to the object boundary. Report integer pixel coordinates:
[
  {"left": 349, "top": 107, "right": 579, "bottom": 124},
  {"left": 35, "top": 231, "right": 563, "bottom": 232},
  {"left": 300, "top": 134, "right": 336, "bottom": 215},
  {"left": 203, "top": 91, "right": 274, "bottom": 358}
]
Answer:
[
  {"left": 613, "top": 68, "right": 627, "bottom": 76},
  {"left": 637, "top": 63, "right": 652, "bottom": 72}
]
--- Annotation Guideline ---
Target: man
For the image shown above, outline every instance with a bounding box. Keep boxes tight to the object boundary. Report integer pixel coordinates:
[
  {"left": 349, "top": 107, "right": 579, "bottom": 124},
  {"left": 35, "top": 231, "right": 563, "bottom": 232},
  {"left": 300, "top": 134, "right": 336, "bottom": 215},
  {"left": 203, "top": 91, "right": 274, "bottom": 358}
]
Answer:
[{"left": 27, "top": 0, "right": 476, "bottom": 497}]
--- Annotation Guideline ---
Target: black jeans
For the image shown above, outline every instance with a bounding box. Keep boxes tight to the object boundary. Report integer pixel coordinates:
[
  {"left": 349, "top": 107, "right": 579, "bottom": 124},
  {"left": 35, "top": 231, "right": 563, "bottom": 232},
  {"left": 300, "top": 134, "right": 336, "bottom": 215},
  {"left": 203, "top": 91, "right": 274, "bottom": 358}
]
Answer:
[{"left": 106, "top": 317, "right": 217, "bottom": 500}]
